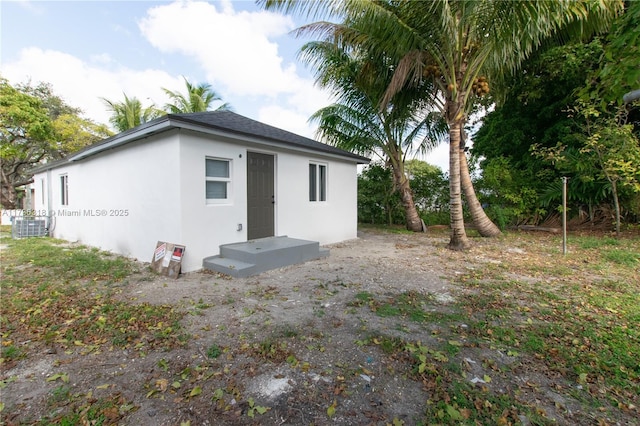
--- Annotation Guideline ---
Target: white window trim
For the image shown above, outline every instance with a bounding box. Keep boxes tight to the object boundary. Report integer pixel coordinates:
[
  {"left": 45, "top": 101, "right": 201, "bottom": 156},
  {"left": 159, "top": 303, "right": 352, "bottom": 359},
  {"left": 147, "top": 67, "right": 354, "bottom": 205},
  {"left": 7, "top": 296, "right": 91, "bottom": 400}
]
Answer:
[
  {"left": 205, "top": 157, "right": 232, "bottom": 204},
  {"left": 309, "top": 162, "right": 327, "bottom": 202}
]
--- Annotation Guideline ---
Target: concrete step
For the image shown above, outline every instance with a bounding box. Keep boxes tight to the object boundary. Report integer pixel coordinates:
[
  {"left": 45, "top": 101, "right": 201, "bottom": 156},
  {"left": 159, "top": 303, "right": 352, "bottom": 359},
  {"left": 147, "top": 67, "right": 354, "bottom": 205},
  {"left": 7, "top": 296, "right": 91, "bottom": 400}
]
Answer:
[
  {"left": 202, "top": 236, "right": 329, "bottom": 277},
  {"left": 202, "top": 256, "right": 256, "bottom": 278}
]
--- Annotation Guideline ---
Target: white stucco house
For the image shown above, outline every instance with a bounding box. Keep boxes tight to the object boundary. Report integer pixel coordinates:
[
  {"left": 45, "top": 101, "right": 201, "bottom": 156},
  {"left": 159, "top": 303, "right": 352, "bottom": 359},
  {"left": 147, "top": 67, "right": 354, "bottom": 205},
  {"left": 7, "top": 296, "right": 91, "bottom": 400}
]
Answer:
[{"left": 32, "top": 111, "right": 369, "bottom": 273}]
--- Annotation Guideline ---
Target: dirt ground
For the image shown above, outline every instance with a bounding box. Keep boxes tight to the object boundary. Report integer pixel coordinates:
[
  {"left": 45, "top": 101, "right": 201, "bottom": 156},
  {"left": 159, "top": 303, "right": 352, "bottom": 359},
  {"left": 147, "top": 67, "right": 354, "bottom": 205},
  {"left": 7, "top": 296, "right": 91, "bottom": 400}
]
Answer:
[{"left": 2, "top": 228, "right": 636, "bottom": 425}]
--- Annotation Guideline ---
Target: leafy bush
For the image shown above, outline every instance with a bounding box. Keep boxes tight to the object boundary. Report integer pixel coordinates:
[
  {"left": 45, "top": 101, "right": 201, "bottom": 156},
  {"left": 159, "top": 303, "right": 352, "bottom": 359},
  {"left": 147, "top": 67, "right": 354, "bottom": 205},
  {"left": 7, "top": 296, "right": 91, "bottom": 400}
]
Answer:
[
  {"left": 357, "top": 164, "right": 404, "bottom": 225},
  {"left": 358, "top": 161, "right": 450, "bottom": 227}
]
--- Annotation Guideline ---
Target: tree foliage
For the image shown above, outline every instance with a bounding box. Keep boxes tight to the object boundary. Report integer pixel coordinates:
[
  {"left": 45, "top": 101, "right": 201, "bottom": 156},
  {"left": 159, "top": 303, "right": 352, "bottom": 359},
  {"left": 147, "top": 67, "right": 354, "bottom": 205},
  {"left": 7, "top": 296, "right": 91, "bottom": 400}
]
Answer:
[
  {"left": 357, "top": 164, "right": 403, "bottom": 226},
  {"left": 474, "top": 3, "right": 638, "bottom": 230},
  {"left": 264, "top": 0, "right": 619, "bottom": 247},
  {"left": 302, "top": 38, "right": 444, "bottom": 231},
  {"left": 582, "top": 0, "right": 640, "bottom": 107},
  {"left": 581, "top": 109, "right": 640, "bottom": 234},
  {"left": 102, "top": 93, "right": 163, "bottom": 132},
  {"left": 550, "top": 104, "right": 640, "bottom": 233},
  {"left": 163, "top": 77, "right": 232, "bottom": 113},
  {"left": 473, "top": 40, "right": 607, "bottom": 223},
  {"left": 404, "top": 159, "right": 449, "bottom": 224},
  {"left": 1, "top": 78, "right": 54, "bottom": 207},
  {"left": 357, "top": 160, "right": 449, "bottom": 227},
  {"left": 103, "top": 79, "right": 232, "bottom": 132},
  {"left": 1, "top": 78, "right": 110, "bottom": 208}
]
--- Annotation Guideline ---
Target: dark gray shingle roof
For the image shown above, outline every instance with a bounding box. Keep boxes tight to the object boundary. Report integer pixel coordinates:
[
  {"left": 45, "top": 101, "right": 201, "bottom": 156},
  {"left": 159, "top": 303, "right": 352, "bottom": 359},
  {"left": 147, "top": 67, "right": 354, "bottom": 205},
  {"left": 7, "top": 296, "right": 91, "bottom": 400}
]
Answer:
[
  {"left": 170, "top": 111, "right": 369, "bottom": 163},
  {"left": 33, "top": 111, "right": 369, "bottom": 173}
]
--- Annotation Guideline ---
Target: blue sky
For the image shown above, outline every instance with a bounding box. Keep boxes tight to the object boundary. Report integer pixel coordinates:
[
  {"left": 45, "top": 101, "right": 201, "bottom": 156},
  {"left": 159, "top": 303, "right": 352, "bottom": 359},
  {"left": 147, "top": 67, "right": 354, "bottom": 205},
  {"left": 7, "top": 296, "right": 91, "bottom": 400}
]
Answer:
[{"left": 1, "top": 0, "right": 449, "bottom": 170}]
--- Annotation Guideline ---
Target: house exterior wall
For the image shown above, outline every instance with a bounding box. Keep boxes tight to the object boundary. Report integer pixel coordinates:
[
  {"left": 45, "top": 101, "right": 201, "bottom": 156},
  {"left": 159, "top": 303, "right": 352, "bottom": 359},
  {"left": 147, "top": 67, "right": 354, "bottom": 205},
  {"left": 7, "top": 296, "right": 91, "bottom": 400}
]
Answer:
[
  {"left": 33, "top": 128, "right": 360, "bottom": 274},
  {"left": 276, "top": 152, "right": 358, "bottom": 245},
  {"left": 177, "top": 131, "right": 248, "bottom": 272},
  {"left": 177, "top": 130, "right": 359, "bottom": 271},
  {"left": 33, "top": 132, "right": 183, "bottom": 265}
]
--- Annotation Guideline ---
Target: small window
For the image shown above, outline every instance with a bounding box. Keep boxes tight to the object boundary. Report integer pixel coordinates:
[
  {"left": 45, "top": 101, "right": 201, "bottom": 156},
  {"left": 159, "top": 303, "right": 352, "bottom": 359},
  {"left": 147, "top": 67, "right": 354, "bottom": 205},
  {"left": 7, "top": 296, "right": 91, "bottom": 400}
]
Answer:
[
  {"left": 309, "top": 163, "right": 327, "bottom": 202},
  {"left": 206, "top": 158, "right": 231, "bottom": 202},
  {"left": 60, "top": 175, "right": 68, "bottom": 205}
]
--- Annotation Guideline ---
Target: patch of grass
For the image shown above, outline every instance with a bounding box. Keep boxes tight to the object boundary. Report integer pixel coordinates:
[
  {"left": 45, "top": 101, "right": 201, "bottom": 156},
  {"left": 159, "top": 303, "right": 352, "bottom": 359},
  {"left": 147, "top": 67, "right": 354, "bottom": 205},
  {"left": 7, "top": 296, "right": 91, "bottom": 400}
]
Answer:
[
  {"left": 1, "top": 344, "right": 23, "bottom": 361},
  {"left": 576, "top": 236, "right": 620, "bottom": 249},
  {"left": 1, "top": 237, "right": 186, "bottom": 353},
  {"left": 351, "top": 291, "right": 444, "bottom": 324},
  {"left": 369, "top": 334, "right": 404, "bottom": 354},
  {"left": 422, "top": 380, "right": 529, "bottom": 425},
  {"left": 375, "top": 303, "right": 401, "bottom": 317},
  {"left": 602, "top": 248, "right": 639, "bottom": 266},
  {"left": 2, "top": 237, "right": 133, "bottom": 281},
  {"left": 448, "top": 231, "right": 640, "bottom": 421},
  {"left": 358, "top": 223, "right": 414, "bottom": 234},
  {"left": 207, "top": 343, "right": 222, "bottom": 359},
  {"left": 252, "top": 338, "right": 292, "bottom": 362},
  {"left": 48, "top": 384, "right": 72, "bottom": 405},
  {"left": 194, "top": 298, "right": 212, "bottom": 310},
  {"left": 521, "top": 332, "right": 546, "bottom": 354},
  {"left": 39, "top": 392, "right": 135, "bottom": 425},
  {"left": 276, "top": 325, "right": 299, "bottom": 338},
  {"left": 422, "top": 311, "right": 467, "bottom": 323},
  {"left": 353, "top": 291, "right": 374, "bottom": 304}
]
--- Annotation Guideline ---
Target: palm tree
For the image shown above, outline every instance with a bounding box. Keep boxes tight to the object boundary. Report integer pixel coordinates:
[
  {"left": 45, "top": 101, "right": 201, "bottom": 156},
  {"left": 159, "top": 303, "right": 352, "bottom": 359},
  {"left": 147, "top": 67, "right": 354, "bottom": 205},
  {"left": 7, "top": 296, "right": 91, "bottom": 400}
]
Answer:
[
  {"left": 459, "top": 127, "right": 501, "bottom": 237},
  {"left": 262, "top": 0, "right": 620, "bottom": 249},
  {"left": 163, "top": 77, "right": 231, "bottom": 113},
  {"left": 302, "top": 40, "right": 446, "bottom": 231},
  {"left": 102, "top": 93, "right": 161, "bottom": 132}
]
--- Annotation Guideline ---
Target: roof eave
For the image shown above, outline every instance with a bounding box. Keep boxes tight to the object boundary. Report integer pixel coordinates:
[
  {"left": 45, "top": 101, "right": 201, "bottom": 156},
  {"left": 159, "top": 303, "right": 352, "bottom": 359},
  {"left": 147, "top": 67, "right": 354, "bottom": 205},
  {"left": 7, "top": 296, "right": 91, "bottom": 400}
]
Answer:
[
  {"left": 69, "top": 119, "right": 173, "bottom": 162},
  {"left": 171, "top": 118, "right": 370, "bottom": 164},
  {"left": 33, "top": 113, "right": 370, "bottom": 173},
  {"left": 169, "top": 115, "right": 370, "bottom": 164}
]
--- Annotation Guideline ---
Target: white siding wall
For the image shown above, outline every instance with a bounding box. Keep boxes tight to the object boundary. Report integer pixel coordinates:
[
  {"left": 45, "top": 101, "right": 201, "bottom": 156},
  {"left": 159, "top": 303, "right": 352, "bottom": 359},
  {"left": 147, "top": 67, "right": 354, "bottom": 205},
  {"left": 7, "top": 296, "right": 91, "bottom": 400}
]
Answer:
[
  {"left": 33, "top": 132, "right": 182, "bottom": 265},
  {"left": 276, "top": 152, "right": 358, "bottom": 244},
  {"left": 33, "top": 129, "right": 360, "bottom": 273},
  {"left": 32, "top": 175, "right": 47, "bottom": 215},
  {"left": 178, "top": 131, "right": 248, "bottom": 271}
]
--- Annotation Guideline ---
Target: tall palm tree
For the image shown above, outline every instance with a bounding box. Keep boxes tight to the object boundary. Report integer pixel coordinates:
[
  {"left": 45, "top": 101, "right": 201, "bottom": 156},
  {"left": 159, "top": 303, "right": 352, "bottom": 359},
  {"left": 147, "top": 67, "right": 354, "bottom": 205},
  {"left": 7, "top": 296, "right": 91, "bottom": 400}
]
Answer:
[
  {"left": 262, "top": 0, "right": 620, "bottom": 249},
  {"left": 163, "top": 77, "right": 232, "bottom": 113},
  {"left": 302, "top": 40, "right": 446, "bottom": 231},
  {"left": 102, "top": 93, "right": 161, "bottom": 132}
]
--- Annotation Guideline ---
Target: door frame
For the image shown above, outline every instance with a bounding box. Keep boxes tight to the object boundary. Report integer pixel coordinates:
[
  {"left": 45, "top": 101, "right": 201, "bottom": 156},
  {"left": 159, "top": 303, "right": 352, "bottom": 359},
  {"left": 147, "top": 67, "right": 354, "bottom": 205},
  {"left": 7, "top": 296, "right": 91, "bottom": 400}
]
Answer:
[{"left": 246, "top": 151, "right": 276, "bottom": 240}]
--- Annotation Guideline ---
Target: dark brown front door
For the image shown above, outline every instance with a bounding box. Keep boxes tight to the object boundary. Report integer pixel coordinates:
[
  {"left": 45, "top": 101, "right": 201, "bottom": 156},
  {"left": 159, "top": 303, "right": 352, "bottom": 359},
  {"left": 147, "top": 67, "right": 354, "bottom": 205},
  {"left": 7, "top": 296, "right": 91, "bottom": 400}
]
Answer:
[{"left": 247, "top": 152, "right": 275, "bottom": 240}]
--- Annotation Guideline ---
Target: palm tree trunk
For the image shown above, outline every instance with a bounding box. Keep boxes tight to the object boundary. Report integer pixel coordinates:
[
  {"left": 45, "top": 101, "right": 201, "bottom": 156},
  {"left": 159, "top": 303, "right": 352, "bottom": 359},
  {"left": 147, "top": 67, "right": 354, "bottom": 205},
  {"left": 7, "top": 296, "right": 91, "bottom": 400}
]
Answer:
[
  {"left": 447, "top": 116, "right": 470, "bottom": 250},
  {"left": 459, "top": 148, "right": 502, "bottom": 237},
  {"left": 392, "top": 166, "right": 425, "bottom": 232}
]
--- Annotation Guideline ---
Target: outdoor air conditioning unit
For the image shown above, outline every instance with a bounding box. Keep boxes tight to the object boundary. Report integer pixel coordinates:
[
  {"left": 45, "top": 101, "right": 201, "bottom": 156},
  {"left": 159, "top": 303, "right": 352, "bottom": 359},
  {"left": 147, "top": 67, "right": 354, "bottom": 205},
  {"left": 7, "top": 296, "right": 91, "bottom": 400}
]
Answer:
[{"left": 12, "top": 219, "right": 49, "bottom": 238}]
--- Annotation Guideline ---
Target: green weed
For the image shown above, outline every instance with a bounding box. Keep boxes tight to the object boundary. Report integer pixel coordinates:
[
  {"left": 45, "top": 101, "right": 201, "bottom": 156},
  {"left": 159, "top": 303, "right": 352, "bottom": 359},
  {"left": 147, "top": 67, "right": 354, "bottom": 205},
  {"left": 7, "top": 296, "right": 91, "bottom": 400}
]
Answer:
[
  {"left": 207, "top": 343, "right": 222, "bottom": 359},
  {"left": 1, "top": 344, "right": 22, "bottom": 361}
]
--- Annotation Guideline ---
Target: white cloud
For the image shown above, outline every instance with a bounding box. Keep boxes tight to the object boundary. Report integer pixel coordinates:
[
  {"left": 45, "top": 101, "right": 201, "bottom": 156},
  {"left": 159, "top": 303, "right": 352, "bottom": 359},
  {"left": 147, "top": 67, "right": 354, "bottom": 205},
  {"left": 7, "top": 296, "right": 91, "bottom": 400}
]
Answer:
[
  {"left": 258, "top": 105, "right": 316, "bottom": 139},
  {"left": 1, "top": 0, "right": 334, "bottom": 141},
  {"left": 90, "top": 53, "right": 113, "bottom": 65},
  {"left": 14, "top": 0, "right": 45, "bottom": 15},
  {"left": 137, "top": 0, "right": 334, "bottom": 139},
  {"left": 138, "top": 1, "right": 301, "bottom": 97},
  {"left": 1, "top": 47, "right": 182, "bottom": 127}
]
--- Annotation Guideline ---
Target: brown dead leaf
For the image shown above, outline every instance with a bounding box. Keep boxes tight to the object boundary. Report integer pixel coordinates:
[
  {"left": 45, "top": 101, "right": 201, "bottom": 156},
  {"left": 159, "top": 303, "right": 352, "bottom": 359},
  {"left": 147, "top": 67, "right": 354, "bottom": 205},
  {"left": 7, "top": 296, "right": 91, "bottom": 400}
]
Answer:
[{"left": 156, "top": 379, "right": 168, "bottom": 392}]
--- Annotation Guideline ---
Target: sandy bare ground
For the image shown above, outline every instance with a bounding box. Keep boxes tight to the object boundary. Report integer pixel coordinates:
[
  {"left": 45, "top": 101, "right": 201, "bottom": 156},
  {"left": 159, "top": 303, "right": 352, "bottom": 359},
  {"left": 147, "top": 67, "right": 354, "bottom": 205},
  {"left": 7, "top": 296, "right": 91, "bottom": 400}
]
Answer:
[{"left": 3, "top": 228, "right": 636, "bottom": 425}]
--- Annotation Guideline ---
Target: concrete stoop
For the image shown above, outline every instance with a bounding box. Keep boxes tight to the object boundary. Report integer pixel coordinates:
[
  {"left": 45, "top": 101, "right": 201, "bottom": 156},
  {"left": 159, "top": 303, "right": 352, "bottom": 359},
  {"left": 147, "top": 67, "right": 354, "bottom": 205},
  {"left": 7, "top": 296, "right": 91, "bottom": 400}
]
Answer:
[{"left": 202, "top": 236, "right": 329, "bottom": 278}]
